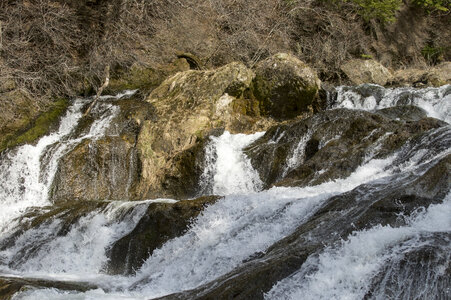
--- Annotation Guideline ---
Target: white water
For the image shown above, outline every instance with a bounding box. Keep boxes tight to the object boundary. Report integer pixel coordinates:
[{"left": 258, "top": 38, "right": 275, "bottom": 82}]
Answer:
[
  {"left": 335, "top": 84, "right": 451, "bottom": 123},
  {"left": 199, "top": 131, "right": 265, "bottom": 195},
  {"left": 0, "top": 100, "right": 84, "bottom": 232},
  {"left": 265, "top": 191, "right": 451, "bottom": 300},
  {"left": 2, "top": 86, "right": 450, "bottom": 299},
  {"left": 0, "top": 91, "right": 132, "bottom": 233},
  {"left": 0, "top": 201, "right": 149, "bottom": 279}
]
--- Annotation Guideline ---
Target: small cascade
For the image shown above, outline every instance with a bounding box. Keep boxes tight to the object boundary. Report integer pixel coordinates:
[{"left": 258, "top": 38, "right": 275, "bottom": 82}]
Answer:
[
  {"left": 199, "top": 131, "right": 265, "bottom": 195},
  {"left": 282, "top": 130, "right": 313, "bottom": 177},
  {"left": 265, "top": 191, "right": 451, "bottom": 300},
  {"left": 334, "top": 84, "right": 451, "bottom": 123},
  {"left": 0, "top": 201, "right": 149, "bottom": 278},
  {"left": 0, "top": 92, "right": 131, "bottom": 233}
]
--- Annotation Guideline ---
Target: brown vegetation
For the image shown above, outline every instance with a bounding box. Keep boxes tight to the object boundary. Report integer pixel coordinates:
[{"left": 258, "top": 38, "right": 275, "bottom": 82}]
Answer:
[{"left": 0, "top": 0, "right": 449, "bottom": 101}]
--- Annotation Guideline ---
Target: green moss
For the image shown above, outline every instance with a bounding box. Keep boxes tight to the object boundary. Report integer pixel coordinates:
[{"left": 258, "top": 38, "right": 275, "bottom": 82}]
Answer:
[
  {"left": 0, "top": 98, "right": 69, "bottom": 152},
  {"left": 107, "top": 66, "right": 165, "bottom": 94}
]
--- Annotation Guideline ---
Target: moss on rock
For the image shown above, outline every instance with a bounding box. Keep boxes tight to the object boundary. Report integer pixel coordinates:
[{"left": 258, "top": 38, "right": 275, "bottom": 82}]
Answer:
[
  {"left": 252, "top": 53, "right": 322, "bottom": 120},
  {"left": 0, "top": 98, "right": 69, "bottom": 153}
]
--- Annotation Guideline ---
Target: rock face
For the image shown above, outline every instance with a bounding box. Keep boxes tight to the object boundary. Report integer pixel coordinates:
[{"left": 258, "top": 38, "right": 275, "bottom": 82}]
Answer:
[
  {"left": 50, "top": 97, "right": 154, "bottom": 202},
  {"left": 136, "top": 62, "right": 274, "bottom": 199},
  {"left": 51, "top": 136, "right": 140, "bottom": 202},
  {"left": 341, "top": 59, "right": 393, "bottom": 86},
  {"left": 245, "top": 106, "right": 446, "bottom": 189},
  {"left": 253, "top": 53, "right": 322, "bottom": 119},
  {"left": 107, "top": 196, "right": 220, "bottom": 275}
]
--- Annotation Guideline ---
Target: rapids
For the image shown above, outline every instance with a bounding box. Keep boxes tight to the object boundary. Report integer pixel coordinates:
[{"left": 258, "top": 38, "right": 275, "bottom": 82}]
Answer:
[{"left": 0, "top": 85, "right": 449, "bottom": 299}]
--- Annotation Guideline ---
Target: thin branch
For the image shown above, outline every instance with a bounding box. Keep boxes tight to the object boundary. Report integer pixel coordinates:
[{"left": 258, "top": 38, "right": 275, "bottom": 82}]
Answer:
[{"left": 83, "top": 65, "right": 110, "bottom": 117}]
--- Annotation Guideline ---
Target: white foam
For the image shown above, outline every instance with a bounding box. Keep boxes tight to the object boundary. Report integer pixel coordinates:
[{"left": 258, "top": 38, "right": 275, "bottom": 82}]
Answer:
[
  {"left": 0, "top": 201, "right": 148, "bottom": 280},
  {"left": 199, "top": 131, "right": 265, "bottom": 195},
  {"left": 0, "top": 99, "right": 85, "bottom": 232},
  {"left": 265, "top": 193, "right": 451, "bottom": 300},
  {"left": 335, "top": 84, "right": 451, "bottom": 123}
]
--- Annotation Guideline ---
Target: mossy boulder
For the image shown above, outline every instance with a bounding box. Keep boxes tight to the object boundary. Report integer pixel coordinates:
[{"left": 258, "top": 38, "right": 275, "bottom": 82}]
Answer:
[
  {"left": 252, "top": 53, "right": 322, "bottom": 119},
  {"left": 0, "top": 93, "right": 68, "bottom": 153},
  {"left": 136, "top": 62, "right": 274, "bottom": 199},
  {"left": 106, "top": 58, "right": 191, "bottom": 95},
  {"left": 107, "top": 195, "right": 221, "bottom": 275},
  {"left": 341, "top": 59, "right": 393, "bottom": 86}
]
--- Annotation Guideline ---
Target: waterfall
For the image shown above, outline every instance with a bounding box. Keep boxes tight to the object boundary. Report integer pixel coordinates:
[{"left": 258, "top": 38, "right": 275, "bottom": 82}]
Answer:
[
  {"left": 199, "top": 131, "right": 265, "bottom": 195},
  {"left": 1, "top": 86, "right": 450, "bottom": 300},
  {"left": 265, "top": 191, "right": 451, "bottom": 300},
  {"left": 334, "top": 84, "right": 451, "bottom": 123}
]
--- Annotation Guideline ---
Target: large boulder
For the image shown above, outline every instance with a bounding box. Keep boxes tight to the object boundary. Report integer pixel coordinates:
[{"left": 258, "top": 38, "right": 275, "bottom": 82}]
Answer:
[
  {"left": 252, "top": 53, "right": 322, "bottom": 119},
  {"left": 341, "top": 59, "right": 393, "bottom": 86},
  {"left": 136, "top": 62, "right": 274, "bottom": 199}
]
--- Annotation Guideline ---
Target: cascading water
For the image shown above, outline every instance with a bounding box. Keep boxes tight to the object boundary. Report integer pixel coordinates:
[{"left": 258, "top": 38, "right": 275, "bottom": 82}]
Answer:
[{"left": 1, "top": 85, "right": 450, "bottom": 300}]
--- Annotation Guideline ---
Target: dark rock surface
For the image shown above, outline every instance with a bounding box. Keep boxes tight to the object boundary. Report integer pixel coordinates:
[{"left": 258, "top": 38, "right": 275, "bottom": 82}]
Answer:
[
  {"left": 107, "top": 196, "right": 221, "bottom": 275},
  {"left": 245, "top": 107, "right": 446, "bottom": 189}
]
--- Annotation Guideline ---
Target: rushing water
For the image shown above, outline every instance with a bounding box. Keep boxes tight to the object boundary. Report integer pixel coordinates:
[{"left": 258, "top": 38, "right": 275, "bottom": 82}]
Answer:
[{"left": 0, "top": 85, "right": 450, "bottom": 299}]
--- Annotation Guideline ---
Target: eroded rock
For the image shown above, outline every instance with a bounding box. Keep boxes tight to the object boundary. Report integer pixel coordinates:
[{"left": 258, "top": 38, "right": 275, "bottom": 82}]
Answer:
[{"left": 341, "top": 59, "right": 393, "bottom": 86}]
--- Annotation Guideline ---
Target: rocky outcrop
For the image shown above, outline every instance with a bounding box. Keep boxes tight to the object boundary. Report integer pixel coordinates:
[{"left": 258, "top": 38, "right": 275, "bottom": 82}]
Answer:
[
  {"left": 107, "top": 195, "right": 221, "bottom": 275},
  {"left": 245, "top": 106, "right": 446, "bottom": 189},
  {"left": 50, "top": 96, "right": 154, "bottom": 202},
  {"left": 252, "top": 53, "right": 322, "bottom": 119},
  {"left": 391, "top": 62, "right": 451, "bottom": 87},
  {"left": 106, "top": 58, "right": 192, "bottom": 95},
  {"left": 341, "top": 59, "right": 393, "bottom": 86},
  {"left": 136, "top": 62, "right": 275, "bottom": 199}
]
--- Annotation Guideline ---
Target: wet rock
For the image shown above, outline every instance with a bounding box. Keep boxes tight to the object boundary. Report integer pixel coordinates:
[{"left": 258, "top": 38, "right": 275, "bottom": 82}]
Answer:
[
  {"left": 365, "top": 233, "right": 451, "bottom": 300},
  {"left": 252, "top": 53, "right": 321, "bottom": 119},
  {"left": 50, "top": 96, "right": 154, "bottom": 202},
  {"left": 376, "top": 105, "right": 428, "bottom": 122},
  {"left": 0, "top": 275, "right": 97, "bottom": 298},
  {"left": 50, "top": 136, "right": 140, "bottom": 202},
  {"left": 136, "top": 62, "right": 275, "bottom": 199},
  {"left": 341, "top": 59, "right": 393, "bottom": 86},
  {"left": 245, "top": 107, "right": 445, "bottom": 189},
  {"left": 107, "top": 195, "right": 221, "bottom": 275}
]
